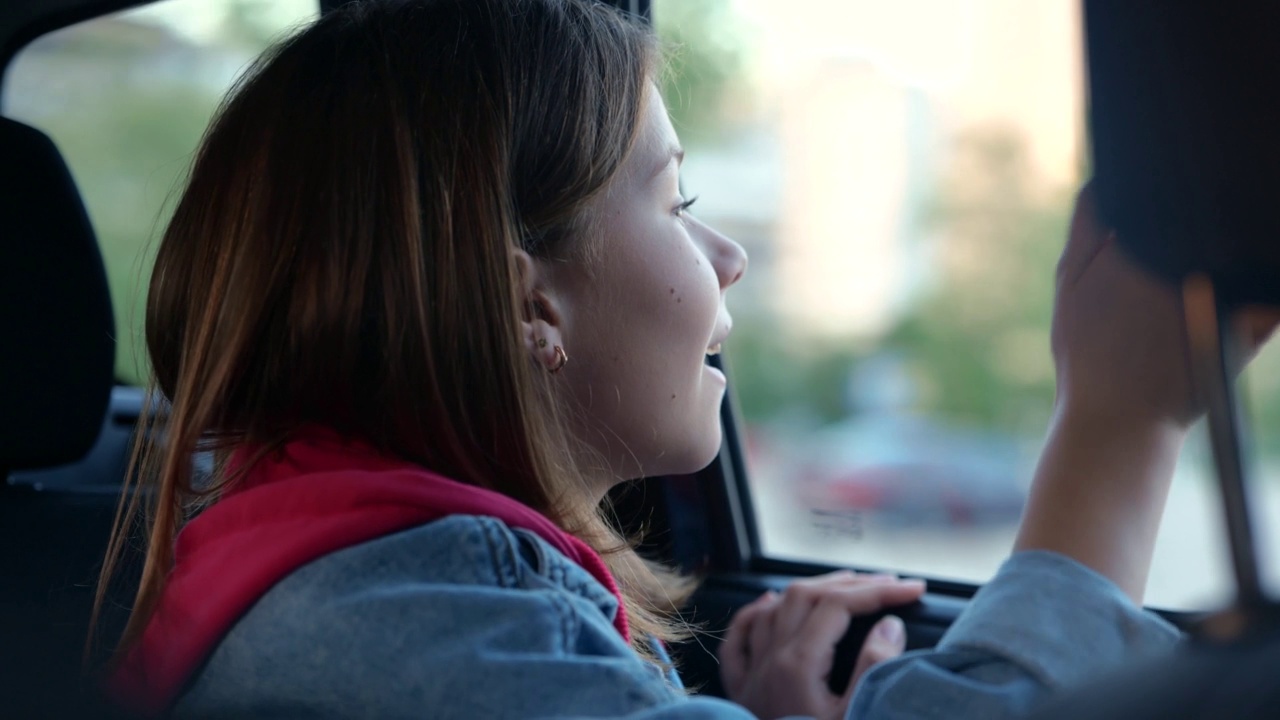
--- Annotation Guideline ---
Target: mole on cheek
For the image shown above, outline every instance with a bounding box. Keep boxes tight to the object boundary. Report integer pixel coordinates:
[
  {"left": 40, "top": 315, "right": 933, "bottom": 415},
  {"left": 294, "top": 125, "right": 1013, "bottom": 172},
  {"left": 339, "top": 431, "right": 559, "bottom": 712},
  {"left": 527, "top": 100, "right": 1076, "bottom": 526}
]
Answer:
[
  {"left": 677, "top": 297, "right": 682, "bottom": 303},
  {"left": 671, "top": 394, "right": 677, "bottom": 400}
]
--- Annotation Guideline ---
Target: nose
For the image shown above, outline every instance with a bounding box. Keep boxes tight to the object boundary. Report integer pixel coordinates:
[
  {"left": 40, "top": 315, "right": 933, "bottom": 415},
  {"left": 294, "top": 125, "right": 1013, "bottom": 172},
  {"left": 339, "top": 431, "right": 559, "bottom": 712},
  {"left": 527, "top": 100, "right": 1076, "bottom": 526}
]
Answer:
[{"left": 696, "top": 218, "right": 748, "bottom": 290}]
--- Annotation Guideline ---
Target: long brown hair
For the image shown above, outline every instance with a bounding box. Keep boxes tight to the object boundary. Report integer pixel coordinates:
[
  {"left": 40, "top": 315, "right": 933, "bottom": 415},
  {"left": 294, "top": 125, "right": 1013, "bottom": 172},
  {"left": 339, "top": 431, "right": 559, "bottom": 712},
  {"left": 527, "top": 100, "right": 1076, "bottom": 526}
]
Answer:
[{"left": 93, "top": 0, "right": 693, "bottom": 668}]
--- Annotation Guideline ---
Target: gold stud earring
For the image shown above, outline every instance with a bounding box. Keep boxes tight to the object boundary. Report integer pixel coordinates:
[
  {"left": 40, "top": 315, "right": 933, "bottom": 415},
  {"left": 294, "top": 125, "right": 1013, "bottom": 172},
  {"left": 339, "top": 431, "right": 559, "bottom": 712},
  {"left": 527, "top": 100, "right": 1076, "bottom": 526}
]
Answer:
[
  {"left": 537, "top": 338, "right": 548, "bottom": 348},
  {"left": 549, "top": 345, "right": 568, "bottom": 374}
]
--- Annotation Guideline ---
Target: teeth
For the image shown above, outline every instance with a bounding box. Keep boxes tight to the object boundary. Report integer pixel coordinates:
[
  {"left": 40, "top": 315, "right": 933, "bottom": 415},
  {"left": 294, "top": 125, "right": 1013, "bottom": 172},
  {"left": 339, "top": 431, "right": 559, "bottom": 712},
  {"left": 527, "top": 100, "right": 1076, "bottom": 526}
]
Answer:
[{"left": 706, "top": 344, "right": 722, "bottom": 356}]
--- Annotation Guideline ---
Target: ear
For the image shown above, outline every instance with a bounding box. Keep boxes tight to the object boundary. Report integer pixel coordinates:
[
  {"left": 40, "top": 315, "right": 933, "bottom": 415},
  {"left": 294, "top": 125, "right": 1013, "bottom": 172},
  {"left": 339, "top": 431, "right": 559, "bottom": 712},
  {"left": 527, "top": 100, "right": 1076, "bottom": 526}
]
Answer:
[{"left": 512, "top": 249, "right": 567, "bottom": 371}]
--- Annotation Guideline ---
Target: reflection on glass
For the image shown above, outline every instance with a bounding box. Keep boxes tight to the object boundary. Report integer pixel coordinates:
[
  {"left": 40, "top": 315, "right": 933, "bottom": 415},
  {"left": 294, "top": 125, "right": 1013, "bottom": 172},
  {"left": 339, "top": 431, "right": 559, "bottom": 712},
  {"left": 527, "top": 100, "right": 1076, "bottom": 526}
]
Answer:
[{"left": 655, "top": 0, "right": 1280, "bottom": 610}]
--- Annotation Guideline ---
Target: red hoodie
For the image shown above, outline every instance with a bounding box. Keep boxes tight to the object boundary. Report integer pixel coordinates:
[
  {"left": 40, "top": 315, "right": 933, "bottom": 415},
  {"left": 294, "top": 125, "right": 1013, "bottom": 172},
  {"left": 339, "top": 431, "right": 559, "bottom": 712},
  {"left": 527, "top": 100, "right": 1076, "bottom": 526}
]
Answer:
[{"left": 109, "top": 428, "right": 630, "bottom": 717}]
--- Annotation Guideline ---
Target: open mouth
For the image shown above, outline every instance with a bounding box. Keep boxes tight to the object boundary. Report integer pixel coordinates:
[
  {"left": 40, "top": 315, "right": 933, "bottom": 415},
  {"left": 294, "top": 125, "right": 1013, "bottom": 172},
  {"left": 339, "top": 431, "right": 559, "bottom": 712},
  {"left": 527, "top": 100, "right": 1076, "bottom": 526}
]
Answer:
[{"left": 706, "top": 343, "right": 722, "bottom": 356}]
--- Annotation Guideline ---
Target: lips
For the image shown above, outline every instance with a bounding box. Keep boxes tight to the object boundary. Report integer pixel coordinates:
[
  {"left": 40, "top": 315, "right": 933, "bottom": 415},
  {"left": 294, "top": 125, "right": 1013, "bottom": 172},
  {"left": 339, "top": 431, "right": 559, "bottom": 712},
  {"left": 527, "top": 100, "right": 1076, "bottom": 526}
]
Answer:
[{"left": 706, "top": 317, "right": 732, "bottom": 356}]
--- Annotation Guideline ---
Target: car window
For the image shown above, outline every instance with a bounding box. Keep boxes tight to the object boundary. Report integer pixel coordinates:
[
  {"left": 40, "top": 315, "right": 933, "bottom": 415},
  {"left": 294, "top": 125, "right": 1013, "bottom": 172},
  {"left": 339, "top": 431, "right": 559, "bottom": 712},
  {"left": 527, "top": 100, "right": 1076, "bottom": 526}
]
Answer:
[
  {"left": 2, "top": 0, "right": 319, "bottom": 385},
  {"left": 655, "top": 0, "right": 1280, "bottom": 610}
]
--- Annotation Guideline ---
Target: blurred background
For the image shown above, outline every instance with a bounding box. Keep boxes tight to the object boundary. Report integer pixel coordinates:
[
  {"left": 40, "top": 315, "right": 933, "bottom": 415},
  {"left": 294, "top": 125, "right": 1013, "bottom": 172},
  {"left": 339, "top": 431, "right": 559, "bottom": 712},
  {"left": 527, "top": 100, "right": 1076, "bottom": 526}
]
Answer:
[{"left": 7, "top": 0, "right": 1280, "bottom": 610}]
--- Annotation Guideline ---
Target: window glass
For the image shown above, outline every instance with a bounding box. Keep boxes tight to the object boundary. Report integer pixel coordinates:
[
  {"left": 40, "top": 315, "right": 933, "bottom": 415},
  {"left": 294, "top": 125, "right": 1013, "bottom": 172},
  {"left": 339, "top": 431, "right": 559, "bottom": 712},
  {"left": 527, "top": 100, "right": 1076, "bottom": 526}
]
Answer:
[
  {"left": 3, "top": 0, "right": 318, "bottom": 384},
  {"left": 655, "top": 0, "right": 1280, "bottom": 610}
]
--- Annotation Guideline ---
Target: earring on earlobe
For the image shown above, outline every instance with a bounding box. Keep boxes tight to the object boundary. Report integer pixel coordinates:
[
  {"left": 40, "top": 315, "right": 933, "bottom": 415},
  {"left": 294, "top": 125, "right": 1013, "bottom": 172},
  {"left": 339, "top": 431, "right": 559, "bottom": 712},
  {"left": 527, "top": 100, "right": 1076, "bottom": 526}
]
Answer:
[{"left": 549, "top": 345, "right": 568, "bottom": 374}]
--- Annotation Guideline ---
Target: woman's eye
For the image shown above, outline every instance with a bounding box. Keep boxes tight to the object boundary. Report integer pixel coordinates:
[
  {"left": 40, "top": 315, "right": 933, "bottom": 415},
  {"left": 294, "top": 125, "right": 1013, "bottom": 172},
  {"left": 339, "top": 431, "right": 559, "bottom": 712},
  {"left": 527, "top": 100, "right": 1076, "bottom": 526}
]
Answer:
[{"left": 675, "top": 195, "right": 699, "bottom": 217}]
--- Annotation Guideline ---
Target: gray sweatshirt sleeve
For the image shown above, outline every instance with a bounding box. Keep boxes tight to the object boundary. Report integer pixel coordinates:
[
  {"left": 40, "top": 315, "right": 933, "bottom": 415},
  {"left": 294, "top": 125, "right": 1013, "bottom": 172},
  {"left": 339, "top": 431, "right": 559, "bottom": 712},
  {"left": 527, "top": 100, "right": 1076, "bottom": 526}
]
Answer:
[{"left": 846, "top": 550, "right": 1183, "bottom": 719}]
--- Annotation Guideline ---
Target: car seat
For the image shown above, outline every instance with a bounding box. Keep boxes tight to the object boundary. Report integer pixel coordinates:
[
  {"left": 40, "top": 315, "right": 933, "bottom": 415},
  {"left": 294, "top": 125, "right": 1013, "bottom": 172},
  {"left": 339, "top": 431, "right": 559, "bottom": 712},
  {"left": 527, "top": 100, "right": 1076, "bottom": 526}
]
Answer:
[{"left": 0, "top": 115, "right": 131, "bottom": 716}]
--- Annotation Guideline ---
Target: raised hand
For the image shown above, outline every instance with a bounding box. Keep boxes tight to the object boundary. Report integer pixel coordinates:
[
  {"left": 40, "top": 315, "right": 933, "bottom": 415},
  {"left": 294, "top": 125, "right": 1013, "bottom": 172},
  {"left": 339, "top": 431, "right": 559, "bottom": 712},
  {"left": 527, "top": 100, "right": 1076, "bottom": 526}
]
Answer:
[{"left": 1017, "top": 182, "right": 1279, "bottom": 603}]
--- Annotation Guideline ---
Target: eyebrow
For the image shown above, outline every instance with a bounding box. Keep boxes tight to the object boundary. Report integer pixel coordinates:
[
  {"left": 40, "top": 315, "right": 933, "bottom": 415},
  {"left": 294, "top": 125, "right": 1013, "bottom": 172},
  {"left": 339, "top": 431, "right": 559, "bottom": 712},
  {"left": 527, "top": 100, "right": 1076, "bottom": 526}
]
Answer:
[{"left": 650, "top": 146, "right": 684, "bottom": 181}]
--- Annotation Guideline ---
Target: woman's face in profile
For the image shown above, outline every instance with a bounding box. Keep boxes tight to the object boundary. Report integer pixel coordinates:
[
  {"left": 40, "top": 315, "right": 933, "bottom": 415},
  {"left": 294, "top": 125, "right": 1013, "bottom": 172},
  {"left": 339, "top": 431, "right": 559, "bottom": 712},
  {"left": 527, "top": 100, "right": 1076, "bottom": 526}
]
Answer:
[{"left": 545, "top": 86, "right": 748, "bottom": 484}]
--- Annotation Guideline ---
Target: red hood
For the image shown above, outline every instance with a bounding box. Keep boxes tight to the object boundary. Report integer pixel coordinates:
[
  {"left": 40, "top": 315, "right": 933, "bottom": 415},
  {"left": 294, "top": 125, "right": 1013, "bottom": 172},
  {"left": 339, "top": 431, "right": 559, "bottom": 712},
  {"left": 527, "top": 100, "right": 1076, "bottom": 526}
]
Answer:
[{"left": 109, "top": 428, "right": 629, "bottom": 716}]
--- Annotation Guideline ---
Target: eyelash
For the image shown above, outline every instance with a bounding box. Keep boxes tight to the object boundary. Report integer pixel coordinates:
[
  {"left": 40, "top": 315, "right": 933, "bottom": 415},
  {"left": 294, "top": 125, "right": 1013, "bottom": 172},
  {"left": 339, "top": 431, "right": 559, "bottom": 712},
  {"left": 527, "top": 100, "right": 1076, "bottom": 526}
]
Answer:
[{"left": 675, "top": 195, "right": 699, "bottom": 217}]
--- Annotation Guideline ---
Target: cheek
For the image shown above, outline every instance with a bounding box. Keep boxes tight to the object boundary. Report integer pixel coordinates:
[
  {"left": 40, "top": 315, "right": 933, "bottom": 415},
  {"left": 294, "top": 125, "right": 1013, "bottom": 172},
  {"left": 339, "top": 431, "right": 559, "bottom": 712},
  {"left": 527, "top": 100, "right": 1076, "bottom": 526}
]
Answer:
[
  {"left": 663, "top": 247, "right": 722, "bottom": 358},
  {"left": 626, "top": 243, "right": 725, "bottom": 457},
  {"left": 561, "top": 225, "right": 724, "bottom": 474}
]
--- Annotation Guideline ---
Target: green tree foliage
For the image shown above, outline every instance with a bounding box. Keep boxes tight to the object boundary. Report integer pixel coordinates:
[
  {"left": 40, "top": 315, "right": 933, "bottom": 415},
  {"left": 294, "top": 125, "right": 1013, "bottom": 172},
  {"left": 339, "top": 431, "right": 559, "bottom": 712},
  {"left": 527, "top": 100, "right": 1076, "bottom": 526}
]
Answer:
[
  {"left": 32, "top": 87, "right": 220, "bottom": 384},
  {"left": 9, "top": 7, "right": 285, "bottom": 384},
  {"left": 50, "top": 87, "right": 215, "bottom": 384},
  {"left": 652, "top": 6, "right": 1070, "bottom": 435},
  {"left": 724, "top": 315, "right": 862, "bottom": 427},
  {"left": 726, "top": 128, "right": 1073, "bottom": 436},
  {"left": 885, "top": 128, "right": 1070, "bottom": 434},
  {"left": 652, "top": 0, "right": 747, "bottom": 143},
  {"left": 219, "top": 0, "right": 288, "bottom": 48}
]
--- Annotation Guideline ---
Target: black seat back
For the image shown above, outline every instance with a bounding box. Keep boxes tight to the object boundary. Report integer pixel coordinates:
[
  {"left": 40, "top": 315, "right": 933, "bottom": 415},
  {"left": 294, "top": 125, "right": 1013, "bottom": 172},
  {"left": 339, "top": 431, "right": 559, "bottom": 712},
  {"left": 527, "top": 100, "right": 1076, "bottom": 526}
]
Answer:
[
  {"left": 0, "top": 116, "right": 128, "bottom": 716},
  {"left": 0, "top": 117, "right": 115, "bottom": 474}
]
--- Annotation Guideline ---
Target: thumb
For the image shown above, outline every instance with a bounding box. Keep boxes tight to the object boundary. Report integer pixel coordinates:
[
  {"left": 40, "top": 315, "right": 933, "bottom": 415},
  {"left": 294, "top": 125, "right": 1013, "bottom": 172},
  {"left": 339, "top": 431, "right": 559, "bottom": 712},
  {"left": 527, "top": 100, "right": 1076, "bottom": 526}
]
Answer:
[{"left": 844, "top": 615, "right": 906, "bottom": 705}]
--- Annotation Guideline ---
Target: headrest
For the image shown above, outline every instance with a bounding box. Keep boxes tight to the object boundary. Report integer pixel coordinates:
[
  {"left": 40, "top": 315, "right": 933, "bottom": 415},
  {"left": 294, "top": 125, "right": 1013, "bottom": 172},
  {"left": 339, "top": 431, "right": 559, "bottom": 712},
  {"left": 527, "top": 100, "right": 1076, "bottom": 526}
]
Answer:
[
  {"left": 0, "top": 117, "right": 115, "bottom": 473},
  {"left": 1087, "top": 0, "right": 1280, "bottom": 306}
]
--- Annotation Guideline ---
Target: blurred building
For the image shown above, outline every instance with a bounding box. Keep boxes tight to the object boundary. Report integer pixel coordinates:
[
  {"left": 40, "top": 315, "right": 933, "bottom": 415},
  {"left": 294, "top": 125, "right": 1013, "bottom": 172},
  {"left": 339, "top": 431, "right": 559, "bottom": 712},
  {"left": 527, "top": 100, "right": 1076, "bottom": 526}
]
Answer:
[
  {"left": 775, "top": 55, "right": 932, "bottom": 337},
  {"left": 685, "top": 0, "right": 1082, "bottom": 340}
]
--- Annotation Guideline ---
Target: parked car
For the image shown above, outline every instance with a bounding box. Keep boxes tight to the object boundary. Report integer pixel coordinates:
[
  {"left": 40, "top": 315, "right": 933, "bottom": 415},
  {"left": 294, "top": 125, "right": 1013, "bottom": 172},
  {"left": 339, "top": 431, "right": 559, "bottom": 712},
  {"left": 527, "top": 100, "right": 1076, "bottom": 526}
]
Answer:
[{"left": 795, "top": 413, "right": 1029, "bottom": 528}]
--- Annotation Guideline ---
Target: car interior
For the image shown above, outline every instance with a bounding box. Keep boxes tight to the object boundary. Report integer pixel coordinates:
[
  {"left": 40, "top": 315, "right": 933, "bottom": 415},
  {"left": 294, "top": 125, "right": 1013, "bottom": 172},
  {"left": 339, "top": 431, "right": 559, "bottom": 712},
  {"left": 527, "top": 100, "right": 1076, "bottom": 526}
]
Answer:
[{"left": 2, "top": 0, "right": 1278, "bottom": 717}]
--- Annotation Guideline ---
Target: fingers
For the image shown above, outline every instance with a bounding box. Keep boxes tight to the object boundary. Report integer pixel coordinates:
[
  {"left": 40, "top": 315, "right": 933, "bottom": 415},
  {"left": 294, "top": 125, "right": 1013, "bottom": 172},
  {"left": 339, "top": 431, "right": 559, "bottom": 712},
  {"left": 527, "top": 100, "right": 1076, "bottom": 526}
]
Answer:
[
  {"left": 719, "top": 575, "right": 924, "bottom": 705},
  {"left": 749, "top": 592, "right": 776, "bottom": 669},
  {"left": 771, "top": 571, "right": 889, "bottom": 640},
  {"left": 719, "top": 590, "right": 777, "bottom": 693},
  {"left": 1057, "top": 182, "right": 1114, "bottom": 289},
  {"left": 788, "top": 579, "right": 921, "bottom": 653},
  {"left": 749, "top": 575, "right": 924, "bottom": 655},
  {"left": 786, "top": 582, "right": 923, "bottom": 685},
  {"left": 845, "top": 615, "right": 907, "bottom": 706},
  {"left": 797, "top": 579, "right": 926, "bottom": 619},
  {"left": 719, "top": 577, "right": 924, "bottom": 720}
]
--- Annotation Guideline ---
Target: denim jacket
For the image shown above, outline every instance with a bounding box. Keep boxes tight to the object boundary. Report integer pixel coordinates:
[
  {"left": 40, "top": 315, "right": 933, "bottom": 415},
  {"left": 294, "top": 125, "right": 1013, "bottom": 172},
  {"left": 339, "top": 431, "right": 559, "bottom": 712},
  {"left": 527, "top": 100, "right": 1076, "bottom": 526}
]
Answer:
[{"left": 175, "top": 515, "right": 1180, "bottom": 719}]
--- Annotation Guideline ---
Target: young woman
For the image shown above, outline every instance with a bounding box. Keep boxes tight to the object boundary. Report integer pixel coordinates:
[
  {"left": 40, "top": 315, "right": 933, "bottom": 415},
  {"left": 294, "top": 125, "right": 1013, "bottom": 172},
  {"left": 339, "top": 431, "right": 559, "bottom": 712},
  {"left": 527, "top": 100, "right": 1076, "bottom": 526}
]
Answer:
[{"left": 96, "top": 0, "right": 1262, "bottom": 718}]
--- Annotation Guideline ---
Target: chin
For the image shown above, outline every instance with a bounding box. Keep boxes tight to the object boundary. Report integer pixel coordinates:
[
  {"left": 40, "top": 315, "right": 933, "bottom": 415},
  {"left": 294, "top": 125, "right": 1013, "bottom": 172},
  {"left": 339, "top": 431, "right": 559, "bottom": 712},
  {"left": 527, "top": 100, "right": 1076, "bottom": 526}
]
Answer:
[{"left": 666, "top": 426, "right": 724, "bottom": 476}]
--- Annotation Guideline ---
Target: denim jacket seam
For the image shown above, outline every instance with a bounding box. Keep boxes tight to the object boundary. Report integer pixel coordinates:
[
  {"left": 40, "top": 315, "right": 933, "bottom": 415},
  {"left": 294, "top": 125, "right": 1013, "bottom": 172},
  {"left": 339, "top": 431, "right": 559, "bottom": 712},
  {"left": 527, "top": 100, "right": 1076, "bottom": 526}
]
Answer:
[
  {"left": 509, "top": 525, "right": 619, "bottom": 626},
  {"left": 472, "top": 516, "right": 521, "bottom": 589},
  {"left": 547, "top": 588, "right": 579, "bottom": 657},
  {"left": 548, "top": 544, "right": 565, "bottom": 586}
]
